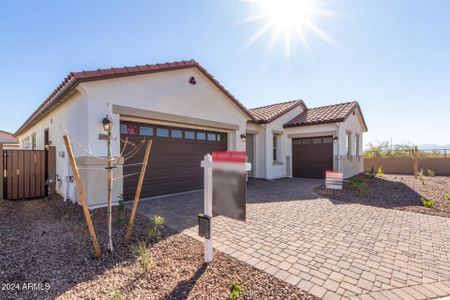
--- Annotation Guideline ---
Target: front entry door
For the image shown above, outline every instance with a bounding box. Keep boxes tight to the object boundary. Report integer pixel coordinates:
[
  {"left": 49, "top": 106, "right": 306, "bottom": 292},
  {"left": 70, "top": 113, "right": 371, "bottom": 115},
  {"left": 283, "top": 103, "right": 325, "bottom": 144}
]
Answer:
[{"left": 246, "top": 134, "right": 254, "bottom": 177}]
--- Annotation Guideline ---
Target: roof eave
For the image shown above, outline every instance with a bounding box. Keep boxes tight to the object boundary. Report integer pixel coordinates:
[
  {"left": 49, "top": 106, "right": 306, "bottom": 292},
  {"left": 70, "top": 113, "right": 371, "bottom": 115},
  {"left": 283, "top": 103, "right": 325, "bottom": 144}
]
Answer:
[
  {"left": 283, "top": 118, "right": 346, "bottom": 128},
  {"left": 15, "top": 61, "right": 256, "bottom": 135}
]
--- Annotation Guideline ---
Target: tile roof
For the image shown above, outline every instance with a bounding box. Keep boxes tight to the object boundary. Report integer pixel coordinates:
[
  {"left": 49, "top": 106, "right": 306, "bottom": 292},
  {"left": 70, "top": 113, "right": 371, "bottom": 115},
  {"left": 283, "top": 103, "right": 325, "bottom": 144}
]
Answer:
[
  {"left": 0, "top": 130, "right": 18, "bottom": 144},
  {"left": 284, "top": 101, "right": 368, "bottom": 130},
  {"left": 15, "top": 60, "right": 254, "bottom": 135},
  {"left": 249, "top": 100, "right": 305, "bottom": 123}
]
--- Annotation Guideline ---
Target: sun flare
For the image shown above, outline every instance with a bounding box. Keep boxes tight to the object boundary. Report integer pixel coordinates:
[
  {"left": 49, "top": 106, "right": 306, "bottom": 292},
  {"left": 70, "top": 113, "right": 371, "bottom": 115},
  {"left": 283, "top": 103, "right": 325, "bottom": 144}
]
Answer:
[{"left": 242, "top": 0, "right": 336, "bottom": 56}]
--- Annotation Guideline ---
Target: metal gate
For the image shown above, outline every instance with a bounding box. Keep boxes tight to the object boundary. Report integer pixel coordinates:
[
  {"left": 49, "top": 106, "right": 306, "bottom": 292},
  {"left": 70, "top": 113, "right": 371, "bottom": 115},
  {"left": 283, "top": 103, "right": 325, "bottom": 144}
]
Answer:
[{"left": 3, "top": 150, "right": 48, "bottom": 200}]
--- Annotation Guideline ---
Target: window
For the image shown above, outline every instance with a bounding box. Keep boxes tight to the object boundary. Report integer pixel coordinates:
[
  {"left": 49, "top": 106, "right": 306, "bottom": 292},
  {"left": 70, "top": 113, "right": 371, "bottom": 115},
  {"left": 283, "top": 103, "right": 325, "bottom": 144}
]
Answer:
[
  {"left": 197, "top": 132, "right": 206, "bottom": 140},
  {"left": 346, "top": 132, "right": 352, "bottom": 159},
  {"left": 22, "top": 137, "right": 31, "bottom": 149},
  {"left": 185, "top": 131, "right": 195, "bottom": 139},
  {"left": 313, "top": 138, "right": 322, "bottom": 144},
  {"left": 322, "top": 137, "right": 333, "bottom": 144},
  {"left": 171, "top": 129, "right": 182, "bottom": 138},
  {"left": 31, "top": 133, "right": 36, "bottom": 150},
  {"left": 273, "top": 134, "right": 280, "bottom": 161},
  {"left": 121, "top": 124, "right": 138, "bottom": 135},
  {"left": 44, "top": 129, "right": 50, "bottom": 147},
  {"left": 140, "top": 126, "right": 153, "bottom": 136},
  {"left": 302, "top": 138, "right": 312, "bottom": 144},
  {"left": 156, "top": 128, "right": 169, "bottom": 137},
  {"left": 355, "top": 134, "right": 360, "bottom": 159},
  {"left": 120, "top": 124, "right": 128, "bottom": 134},
  {"left": 207, "top": 133, "right": 216, "bottom": 141},
  {"left": 217, "top": 134, "right": 222, "bottom": 141}
]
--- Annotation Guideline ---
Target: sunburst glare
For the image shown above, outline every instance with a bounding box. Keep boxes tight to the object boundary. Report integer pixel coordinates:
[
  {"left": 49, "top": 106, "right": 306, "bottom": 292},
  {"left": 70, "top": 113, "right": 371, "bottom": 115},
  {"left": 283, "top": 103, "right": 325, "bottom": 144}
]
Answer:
[{"left": 242, "top": 0, "right": 337, "bottom": 57}]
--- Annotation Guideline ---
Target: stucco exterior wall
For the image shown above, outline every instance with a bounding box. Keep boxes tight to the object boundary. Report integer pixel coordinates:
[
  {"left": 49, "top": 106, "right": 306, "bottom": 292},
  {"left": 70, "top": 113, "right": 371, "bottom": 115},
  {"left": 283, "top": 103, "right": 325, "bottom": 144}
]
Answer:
[
  {"left": 80, "top": 68, "right": 249, "bottom": 158},
  {"left": 337, "top": 110, "right": 365, "bottom": 178},
  {"left": 17, "top": 91, "right": 91, "bottom": 203},
  {"left": 17, "top": 68, "right": 249, "bottom": 208},
  {"left": 264, "top": 107, "right": 305, "bottom": 179},
  {"left": 246, "top": 122, "right": 265, "bottom": 178},
  {"left": 77, "top": 68, "right": 249, "bottom": 206}
]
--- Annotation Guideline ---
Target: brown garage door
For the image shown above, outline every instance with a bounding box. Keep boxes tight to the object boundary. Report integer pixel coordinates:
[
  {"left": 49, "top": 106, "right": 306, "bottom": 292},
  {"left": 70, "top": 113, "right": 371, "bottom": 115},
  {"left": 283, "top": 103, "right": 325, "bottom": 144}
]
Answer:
[
  {"left": 120, "top": 121, "right": 227, "bottom": 199},
  {"left": 292, "top": 136, "right": 333, "bottom": 179}
]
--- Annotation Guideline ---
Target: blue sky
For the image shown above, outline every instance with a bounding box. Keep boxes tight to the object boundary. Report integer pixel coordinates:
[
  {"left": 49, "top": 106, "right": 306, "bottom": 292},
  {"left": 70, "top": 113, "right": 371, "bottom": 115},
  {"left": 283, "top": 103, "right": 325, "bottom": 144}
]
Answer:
[{"left": 1, "top": 0, "right": 449, "bottom": 146}]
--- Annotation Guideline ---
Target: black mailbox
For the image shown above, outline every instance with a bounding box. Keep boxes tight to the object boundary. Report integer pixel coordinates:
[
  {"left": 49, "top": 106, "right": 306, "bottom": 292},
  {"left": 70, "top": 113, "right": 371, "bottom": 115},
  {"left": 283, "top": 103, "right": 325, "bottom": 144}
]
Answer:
[{"left": 198, "top": 214, "right": 211, "bottom": 239}]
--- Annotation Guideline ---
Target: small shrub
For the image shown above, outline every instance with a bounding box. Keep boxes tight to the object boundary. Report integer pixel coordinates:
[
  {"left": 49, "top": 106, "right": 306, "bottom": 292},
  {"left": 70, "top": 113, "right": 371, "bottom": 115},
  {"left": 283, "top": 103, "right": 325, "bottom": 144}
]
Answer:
[
  {"left": 132, "top": 240, "right": 153, "bottom": 273},
  {"left": 426, "top": 169, "right": 435, "bottom": 177},
  {"left": 418, "top": 169, "right": 425, "bottom": 185},
  {"left": 377, "top": 166, "right": 383, "bottom": 177},
  {"left": 116, "top": 194, "right": 125, "bottom": 226},
  {"left": 445, "top": 193, "right": 450, "bottom": 201},
  {"left": 367, "top": 167, "right": 375, "bottom": 179},
  {"left": 147, "top": 215, "right": 165, "bottom": 242},
  {"left": 112, "top": 289, "right": 123, "bottom": 300},
  {"left": 350, "top": 178, "right": 369, "bottom": 197},
  {"left": 229, "top": 282, "right": 244, "bottom": 300},
  {"left": 421, "top": 198, "right": 435, "bottom": 208}
]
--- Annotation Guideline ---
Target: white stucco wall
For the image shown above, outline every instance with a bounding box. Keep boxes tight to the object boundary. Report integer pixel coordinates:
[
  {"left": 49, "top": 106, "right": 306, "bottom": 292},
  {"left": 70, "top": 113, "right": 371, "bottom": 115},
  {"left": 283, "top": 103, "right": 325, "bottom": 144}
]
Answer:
[
  {"left": 78, "top": 67, "right": 249, "bottom": 206},
  {"left": 79, "top": 68, "right": 249, "bottom": 158},
  {"left": 246, "top": 122, "right": 264, "bottom": 178},
  {"left": 337, "top": 109, "right": 366, "bottom": 178},
  {"left": 17, "top": 91, "right": 90, "bottom": 202},
  {"left": 263, "top": 107, "right": 305, "bottom": 179},
  {"left": 17, "top": 67, "right": 250, "bottom": 208}
]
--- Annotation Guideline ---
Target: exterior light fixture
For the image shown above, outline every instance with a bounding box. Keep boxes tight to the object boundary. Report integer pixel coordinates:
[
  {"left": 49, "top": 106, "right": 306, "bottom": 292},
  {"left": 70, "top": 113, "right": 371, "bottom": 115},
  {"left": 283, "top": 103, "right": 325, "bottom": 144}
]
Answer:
[
  {"left": 189, "top": 76, "right": 196, "bottom": 85},
  {"left": 102, "top": 115, "right": 112, "bottom": 132},
  {"left": 333, "top": 136, "right": 339, "bottom": 144},
  {"left": 240, "top": 134, "right": 246, "bottom": 142}
]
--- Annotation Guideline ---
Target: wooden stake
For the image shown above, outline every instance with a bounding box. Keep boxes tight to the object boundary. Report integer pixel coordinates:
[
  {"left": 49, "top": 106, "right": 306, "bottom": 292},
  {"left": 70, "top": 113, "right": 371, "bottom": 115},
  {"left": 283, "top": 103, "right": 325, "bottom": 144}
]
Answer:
[
  {"left": 63, "top": 135, "right": 102, "bottom": 257},
  {"left": 124, "top": 139, "right": 152, "bottom": 245}
]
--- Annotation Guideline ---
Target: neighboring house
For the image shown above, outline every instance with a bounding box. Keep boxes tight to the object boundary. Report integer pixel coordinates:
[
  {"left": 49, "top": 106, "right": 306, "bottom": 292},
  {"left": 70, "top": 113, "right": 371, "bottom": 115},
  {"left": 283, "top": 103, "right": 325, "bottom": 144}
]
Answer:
[
  {"left": 0, "top": 130, "right": 19, "bottom": 149},
  {"left": 15, "top": 60, "right": 367, "bottom": 208}
]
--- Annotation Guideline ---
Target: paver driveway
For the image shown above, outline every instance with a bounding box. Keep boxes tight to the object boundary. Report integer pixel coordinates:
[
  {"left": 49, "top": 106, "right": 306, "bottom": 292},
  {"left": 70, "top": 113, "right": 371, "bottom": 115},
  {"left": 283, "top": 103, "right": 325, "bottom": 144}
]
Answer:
[{"left": 129, "top": 178, "right": 450, "bottom": 299}]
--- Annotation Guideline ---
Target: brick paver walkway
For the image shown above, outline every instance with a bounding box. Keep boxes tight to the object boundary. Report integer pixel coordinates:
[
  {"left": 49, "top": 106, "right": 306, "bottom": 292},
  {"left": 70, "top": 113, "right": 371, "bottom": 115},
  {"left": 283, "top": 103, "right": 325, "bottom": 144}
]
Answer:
[{"left": 129, "top": 178, "right": 450, "bottom": 299}]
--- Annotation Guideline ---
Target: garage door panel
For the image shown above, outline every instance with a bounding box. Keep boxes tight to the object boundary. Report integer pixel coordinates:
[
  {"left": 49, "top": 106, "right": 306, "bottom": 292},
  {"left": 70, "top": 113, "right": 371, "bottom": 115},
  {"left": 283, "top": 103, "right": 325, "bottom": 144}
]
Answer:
[
  {"left": 121, "top": 121, "right": 227, "bottom": 199},
  {"left": 292, "top": 136, "right": 333, "bottom": 179}
]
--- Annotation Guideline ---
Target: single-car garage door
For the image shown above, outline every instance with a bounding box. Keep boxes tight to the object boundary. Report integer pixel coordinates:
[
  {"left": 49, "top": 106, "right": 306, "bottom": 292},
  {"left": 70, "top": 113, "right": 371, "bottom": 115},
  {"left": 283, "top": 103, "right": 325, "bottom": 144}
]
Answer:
[
  {"left": 120, "top": 121, "right": 227, "bottom": 199},
  {"left": 292, "top": 136, "right": 333, "bottom": 179}
]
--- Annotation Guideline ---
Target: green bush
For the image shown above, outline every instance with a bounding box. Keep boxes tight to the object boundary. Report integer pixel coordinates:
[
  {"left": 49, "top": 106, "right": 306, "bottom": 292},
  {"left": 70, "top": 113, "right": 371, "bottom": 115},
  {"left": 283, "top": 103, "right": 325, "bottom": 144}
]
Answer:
[
  {"left": 350, "top": 178, "right": 369, "bottom": 197},
  {"left": 229, "top": 282, "right": 244, "bottom": 300},
  {"left": 421, "top": 198, "right": 435, "bottom": 208},
  {"left": 445, "top": 193, "right": 450, "bottom": 201},
  {"left": 147, "top": 215, "right": 165, "bottom": 242},
  {"left": 132, "top": 240, "right": 153, "bottom": 273},
  {"left": 426, "top": 169, "right": 435, "bottom": 177}
]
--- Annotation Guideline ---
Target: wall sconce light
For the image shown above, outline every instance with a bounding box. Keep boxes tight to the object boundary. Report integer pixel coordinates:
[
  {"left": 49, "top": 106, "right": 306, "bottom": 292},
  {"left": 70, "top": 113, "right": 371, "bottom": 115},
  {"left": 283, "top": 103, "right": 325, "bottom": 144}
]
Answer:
[
  {"left": 240, "top": 134, "right": 246, "bottom": 142},
  {"left": 189, "top": 76, "right": 196, "bottom": 85},
  {"left": 333, "top": 136, "right": 339, "bottom": 144},
  {"left": 102, "top": 115, "right": 112, "bottom": 132}
]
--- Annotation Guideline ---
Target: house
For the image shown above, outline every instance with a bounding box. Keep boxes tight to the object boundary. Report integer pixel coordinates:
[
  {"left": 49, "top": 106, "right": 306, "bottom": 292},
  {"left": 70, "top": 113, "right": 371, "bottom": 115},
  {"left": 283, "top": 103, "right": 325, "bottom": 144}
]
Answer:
[
  {"left": 0, "top": 130, "right": 19, "bottom": 149},
  {"left": 15, "top": 60, "right": 367, "bottom": 208}
]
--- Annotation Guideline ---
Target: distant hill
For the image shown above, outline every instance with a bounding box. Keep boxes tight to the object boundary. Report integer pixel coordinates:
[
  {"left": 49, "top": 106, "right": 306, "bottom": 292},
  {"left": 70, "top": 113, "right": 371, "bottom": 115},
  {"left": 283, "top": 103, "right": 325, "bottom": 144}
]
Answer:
[{"left": 418, "top": 144, "right": 450, "bottom": 150}]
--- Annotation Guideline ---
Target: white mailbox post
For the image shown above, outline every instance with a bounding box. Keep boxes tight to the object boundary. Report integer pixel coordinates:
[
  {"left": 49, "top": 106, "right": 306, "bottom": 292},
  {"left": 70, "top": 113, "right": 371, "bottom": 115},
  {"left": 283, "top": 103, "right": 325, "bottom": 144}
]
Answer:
[{"left": 200, "top": 153, "right": 251, "bottom": 263}]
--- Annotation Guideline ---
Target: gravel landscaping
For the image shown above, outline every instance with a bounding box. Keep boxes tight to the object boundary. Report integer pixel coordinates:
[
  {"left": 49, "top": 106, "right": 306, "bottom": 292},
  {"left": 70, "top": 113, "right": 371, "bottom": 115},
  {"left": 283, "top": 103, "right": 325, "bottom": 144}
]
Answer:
[
  {"left": 0, "top": 196, "right": 316, "bottom": 300},
  {"left": 315, "top": 173, "right": 450, "bottom": 218}
]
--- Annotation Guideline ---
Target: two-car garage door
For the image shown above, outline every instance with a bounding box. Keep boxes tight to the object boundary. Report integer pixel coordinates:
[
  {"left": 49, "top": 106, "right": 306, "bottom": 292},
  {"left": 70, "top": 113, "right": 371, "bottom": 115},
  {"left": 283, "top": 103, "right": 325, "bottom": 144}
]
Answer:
[
  {"left": 292, "top": 136, "right": 333, "bottom": 179},
  {"left": 120, "top": 121, "right": 227, "bottom": 199}
]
